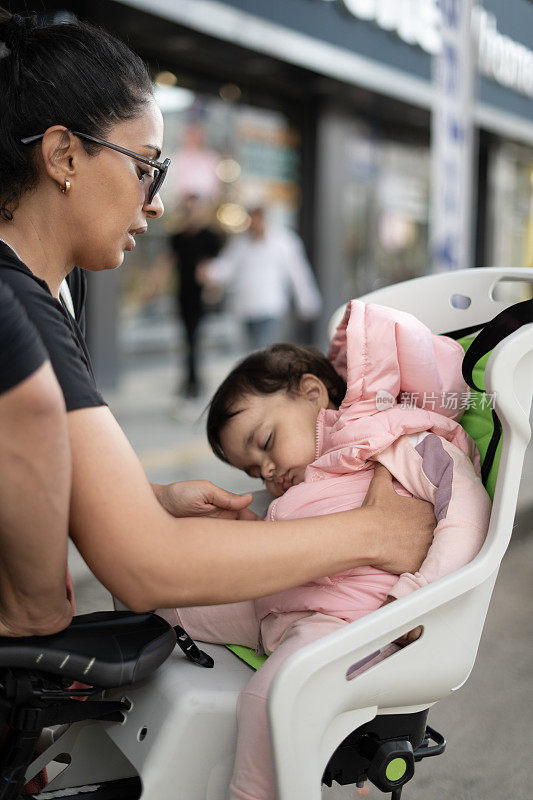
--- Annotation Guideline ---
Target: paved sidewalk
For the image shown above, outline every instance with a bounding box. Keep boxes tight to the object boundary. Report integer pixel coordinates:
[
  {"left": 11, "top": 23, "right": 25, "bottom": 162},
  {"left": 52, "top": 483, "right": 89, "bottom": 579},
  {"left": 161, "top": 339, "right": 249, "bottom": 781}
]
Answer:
[{"left": 69, "top": 348, "right": 533, "bottom": 800}]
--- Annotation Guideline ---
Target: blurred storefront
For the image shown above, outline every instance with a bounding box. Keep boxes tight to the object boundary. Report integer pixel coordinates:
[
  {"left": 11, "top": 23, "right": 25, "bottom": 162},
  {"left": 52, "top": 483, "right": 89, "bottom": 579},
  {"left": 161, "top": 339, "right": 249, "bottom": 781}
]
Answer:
[
  {"left": 117, "top": 90, "right": 304, "bottom": 362},
  {"left": 9, "top": 0, "right": 533, "bottom": 383},
  {"left": 486, "top": 140, "right": 533, "bottom": 268},
  {"left": 112, "top": 0, "right": 533, "bottom": 333}
]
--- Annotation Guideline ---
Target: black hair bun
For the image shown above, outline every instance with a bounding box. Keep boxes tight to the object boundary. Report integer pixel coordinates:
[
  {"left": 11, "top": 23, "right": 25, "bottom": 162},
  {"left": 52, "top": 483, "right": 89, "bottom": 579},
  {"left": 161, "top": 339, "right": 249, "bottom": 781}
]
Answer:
[
  {"left": 0, "top": 6, "right": 152, "bottom": 220},
  {"left": 0, "top": 9, "right": 36, "bottom": 52}
]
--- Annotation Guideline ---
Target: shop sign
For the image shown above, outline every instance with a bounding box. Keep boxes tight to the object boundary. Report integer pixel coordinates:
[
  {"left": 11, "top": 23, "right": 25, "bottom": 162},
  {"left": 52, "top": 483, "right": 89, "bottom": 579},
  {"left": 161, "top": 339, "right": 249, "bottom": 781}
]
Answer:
[
  {"left": 326, "top": 0, "right": 533, "bottom": 98},
  {"left": 473, "top": 7, "right": 533, "bottom": 98},
  {"left": 338, "top": 0, "right": 441, "bottom": 54},
  {"left": 430, "top": 0, "right": 475, "bottom": 271}
]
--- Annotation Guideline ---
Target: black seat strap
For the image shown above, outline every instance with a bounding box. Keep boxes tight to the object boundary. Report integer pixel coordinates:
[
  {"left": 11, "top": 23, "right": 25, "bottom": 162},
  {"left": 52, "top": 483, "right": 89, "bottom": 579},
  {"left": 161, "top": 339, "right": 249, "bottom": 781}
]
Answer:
[
  {"left": 480, "top": 410, "right": 502, "bottom": 487},
  {"left": 458, "top": 299, "right": 533, "bottom": 392},
  {"left": 443, "top": 322, "right": 485, "bottom": 340},
  {"left": 174, "top": 626, "right": 214, "bottom": 668},
  {"left": 444, "top": 298, "right": 533, "bottom": 487}
]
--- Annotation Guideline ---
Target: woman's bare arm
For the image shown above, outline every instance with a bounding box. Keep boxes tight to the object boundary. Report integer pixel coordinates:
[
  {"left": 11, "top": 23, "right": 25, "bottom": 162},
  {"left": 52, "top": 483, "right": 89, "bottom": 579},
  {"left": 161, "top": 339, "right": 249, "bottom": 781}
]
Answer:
[
  {"left": 68, "top": 407, "right": 435, "bottom": 611},
  {"left": 0, "top": 362, "right": 72, "bottom": 636}
]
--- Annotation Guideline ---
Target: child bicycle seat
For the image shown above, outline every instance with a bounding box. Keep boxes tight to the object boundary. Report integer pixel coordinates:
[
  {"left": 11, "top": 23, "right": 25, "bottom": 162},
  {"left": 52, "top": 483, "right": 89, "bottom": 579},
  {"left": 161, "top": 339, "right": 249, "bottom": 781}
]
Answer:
[{"left": 265, "top": 268, "right": 533, "bottom": 799}]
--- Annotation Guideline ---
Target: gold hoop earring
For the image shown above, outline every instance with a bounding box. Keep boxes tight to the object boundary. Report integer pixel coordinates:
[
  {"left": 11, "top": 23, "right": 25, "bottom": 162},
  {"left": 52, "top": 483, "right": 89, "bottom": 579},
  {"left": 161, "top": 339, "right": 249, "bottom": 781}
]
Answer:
[{"left": 60, "top": 180, "right": 71, "bottom": 194}]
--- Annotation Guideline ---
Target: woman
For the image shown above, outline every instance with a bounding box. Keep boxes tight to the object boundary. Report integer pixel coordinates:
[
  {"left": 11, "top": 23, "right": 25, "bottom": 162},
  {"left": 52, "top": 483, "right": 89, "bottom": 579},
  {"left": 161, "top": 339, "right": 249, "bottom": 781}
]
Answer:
[{"left": 0, "top": 8, "right": 435, "bottom": 620}]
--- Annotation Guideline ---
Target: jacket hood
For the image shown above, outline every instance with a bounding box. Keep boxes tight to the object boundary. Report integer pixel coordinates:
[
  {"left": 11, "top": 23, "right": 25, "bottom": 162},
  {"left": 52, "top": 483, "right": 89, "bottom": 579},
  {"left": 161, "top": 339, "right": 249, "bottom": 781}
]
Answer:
[
  {"left": 309, "top": 300, "right": 475, "bottom": 472},
  {"left": 328, "top": 299, "right": 468, "bottom": 418}
]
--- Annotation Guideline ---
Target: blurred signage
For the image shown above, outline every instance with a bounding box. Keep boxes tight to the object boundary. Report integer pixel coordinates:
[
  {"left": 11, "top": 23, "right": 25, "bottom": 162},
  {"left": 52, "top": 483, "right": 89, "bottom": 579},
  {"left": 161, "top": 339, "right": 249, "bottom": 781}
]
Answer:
[
  {"left": 472, "top": 6, "right": 533, "bottom": 98},
  {"left": 430, "top": 0, "right": 475, "bottom": 272},
  {"left": 328, "top": 0, "right": 533, "bottom": 98},
  {"left": 338, "top": 0, "right": 441, "bottom": 54}
]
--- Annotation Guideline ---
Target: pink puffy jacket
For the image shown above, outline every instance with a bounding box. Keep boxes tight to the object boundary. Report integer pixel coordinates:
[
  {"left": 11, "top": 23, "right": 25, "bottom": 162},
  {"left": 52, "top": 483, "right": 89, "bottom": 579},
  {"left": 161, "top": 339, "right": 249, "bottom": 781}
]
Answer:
[{"left": 255, "top": 300, "right": 489, "bottom": 624}]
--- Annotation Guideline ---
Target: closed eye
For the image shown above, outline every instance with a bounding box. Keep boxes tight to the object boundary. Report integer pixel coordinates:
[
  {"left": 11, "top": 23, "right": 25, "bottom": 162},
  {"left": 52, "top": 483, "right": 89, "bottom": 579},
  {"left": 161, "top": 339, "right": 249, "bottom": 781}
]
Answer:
[{"left": 263, "top": 433, "right": 272, "bottom": 450}]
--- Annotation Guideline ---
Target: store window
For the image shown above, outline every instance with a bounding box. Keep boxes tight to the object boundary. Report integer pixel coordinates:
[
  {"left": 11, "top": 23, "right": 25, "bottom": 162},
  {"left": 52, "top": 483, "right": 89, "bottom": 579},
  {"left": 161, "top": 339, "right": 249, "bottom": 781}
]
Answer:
[
  {"left": 488, "top": 142, "right": 533, "bottom": 270},
  {"left": 336, "top": 121, "right": 430, "bottom": 300}
]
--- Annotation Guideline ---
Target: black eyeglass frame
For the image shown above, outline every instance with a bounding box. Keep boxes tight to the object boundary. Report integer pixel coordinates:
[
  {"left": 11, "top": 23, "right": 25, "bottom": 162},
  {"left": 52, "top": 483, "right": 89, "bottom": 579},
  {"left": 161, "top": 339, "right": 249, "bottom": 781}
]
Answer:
[{"left": 21, "top": 130, "right": 171, "bottom": 204}]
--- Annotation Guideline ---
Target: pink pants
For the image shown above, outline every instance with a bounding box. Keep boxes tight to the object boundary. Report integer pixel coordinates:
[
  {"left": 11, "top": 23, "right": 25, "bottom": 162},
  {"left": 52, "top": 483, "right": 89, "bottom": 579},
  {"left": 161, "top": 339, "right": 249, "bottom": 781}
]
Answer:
[{"left": 159, "top": 603, "right": 393, "bottom": 800}]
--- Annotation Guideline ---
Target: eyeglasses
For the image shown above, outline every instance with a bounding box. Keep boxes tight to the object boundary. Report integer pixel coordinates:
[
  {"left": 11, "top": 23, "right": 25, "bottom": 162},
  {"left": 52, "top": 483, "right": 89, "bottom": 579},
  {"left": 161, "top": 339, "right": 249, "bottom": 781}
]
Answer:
[{"left": 21, "top": 130, "right": 171, "bottom": 204}]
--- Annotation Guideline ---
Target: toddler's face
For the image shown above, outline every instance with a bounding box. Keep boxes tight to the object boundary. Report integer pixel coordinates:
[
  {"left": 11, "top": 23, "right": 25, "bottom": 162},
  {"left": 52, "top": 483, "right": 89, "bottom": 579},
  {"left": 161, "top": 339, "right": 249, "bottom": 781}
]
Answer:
[{"left": 219, "top": 379, "right": 329, "bottom": 498}]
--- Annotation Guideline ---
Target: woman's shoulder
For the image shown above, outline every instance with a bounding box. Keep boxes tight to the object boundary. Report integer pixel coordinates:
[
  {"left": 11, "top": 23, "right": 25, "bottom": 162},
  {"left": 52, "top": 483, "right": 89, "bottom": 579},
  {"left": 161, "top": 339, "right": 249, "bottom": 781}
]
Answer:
[
  {"left": 0, "top": 247, "right": 70, "bottom": 330},
  {"left": 0, "top": 277, "right": 48, "bottom": 395},
  {"left": 0, "top": 244, "right": 104, "bottom": 412},
  {"left": 0, "top": 244, "right": 86, "bottom": 332},
  {"left": 0, "top": 240, "right": 47, "bottom": 286},
  {"left": 0, "top": 259, "right": 55, "bottom": 317}
]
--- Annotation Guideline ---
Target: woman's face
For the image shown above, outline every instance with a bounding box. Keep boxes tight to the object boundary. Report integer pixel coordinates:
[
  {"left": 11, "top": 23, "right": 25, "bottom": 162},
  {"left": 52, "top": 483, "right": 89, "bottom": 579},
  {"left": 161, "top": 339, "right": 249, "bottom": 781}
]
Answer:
[{"left": 68, "top": 96, "right": 165, "bottom": 271}]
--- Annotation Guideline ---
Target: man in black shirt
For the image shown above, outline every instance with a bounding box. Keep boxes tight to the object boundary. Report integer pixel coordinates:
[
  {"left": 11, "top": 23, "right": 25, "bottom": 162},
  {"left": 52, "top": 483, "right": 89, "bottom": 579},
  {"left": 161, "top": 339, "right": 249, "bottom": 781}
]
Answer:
[
  {"left": 0, "top": 279, "right": 72, "bottom": 636},
  {"left": 170, "top": 194, "right": 221, "bottom": 398}
]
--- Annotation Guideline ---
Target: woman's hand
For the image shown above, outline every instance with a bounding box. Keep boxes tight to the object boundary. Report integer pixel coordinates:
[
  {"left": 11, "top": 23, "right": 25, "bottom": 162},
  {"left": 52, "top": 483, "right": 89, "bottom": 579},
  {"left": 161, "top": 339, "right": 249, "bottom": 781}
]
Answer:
[
  {"left": 151, "top": 480, "right": 259, "bottom": 520},
  {"left": 362, "top": 464, "right": 436, "bottom": 574}
]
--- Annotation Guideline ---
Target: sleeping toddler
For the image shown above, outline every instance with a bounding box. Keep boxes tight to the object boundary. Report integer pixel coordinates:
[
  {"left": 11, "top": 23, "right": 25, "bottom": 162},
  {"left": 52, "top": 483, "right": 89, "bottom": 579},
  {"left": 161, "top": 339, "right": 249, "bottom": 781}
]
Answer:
[{"left": 161, "top": 299, "right": 492, "bottom": 800}]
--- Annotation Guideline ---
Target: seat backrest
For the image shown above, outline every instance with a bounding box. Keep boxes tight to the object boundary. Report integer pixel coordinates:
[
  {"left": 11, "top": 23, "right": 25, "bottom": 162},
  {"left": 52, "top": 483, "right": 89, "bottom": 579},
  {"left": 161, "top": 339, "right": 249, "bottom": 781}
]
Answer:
[
  {"left": 269, "top": 268, "right": 533, "bottom": 800},
  {"left": 328, "top": 267, "right": 533, "bottom": 520},
  {"left": 328, "top": 267, "right": 533, "bottom": 338}
]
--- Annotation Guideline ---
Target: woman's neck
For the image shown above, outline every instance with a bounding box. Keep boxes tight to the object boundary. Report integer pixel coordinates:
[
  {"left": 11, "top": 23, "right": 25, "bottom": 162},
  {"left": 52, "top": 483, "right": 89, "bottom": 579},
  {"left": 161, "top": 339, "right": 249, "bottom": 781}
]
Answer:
[{"left": 0, "top": 199, "right": 73, "bottom": 297}]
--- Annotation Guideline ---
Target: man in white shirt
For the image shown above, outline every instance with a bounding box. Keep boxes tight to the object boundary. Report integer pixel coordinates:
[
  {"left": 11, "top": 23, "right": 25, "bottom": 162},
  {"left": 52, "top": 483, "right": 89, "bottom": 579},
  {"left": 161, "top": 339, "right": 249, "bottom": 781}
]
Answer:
[{"left": 199, "top": 207, "right": 322, "bottom": 349}]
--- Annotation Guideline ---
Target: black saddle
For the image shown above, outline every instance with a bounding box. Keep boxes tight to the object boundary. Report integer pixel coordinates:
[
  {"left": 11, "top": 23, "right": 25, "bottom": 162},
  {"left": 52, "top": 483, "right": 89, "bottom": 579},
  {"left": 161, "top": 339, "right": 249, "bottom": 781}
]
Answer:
[{"left": 0, "top": 610, "right": 176, "bottom": 688}]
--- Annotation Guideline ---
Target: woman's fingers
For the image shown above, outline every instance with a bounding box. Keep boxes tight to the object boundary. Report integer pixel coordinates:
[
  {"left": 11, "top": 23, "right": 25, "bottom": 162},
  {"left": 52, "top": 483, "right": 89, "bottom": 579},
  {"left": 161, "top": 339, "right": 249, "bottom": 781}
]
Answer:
[
  {"left": 366, "top": 464, "right": 436, "bottom": 574},
  {"left": 151, "top": 481, "right": 253, "bottom": 517},
  {"left": 205, "top": 485, "right": 253, "bottom": 510},
  {"left": 362, "top": 463, "right": 393, "bottom": 507}
]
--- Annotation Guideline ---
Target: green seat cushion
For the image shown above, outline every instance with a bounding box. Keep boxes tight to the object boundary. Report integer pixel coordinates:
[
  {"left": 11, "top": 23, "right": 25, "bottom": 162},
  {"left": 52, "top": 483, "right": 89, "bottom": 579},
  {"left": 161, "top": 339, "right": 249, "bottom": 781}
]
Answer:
[
  {"left": 226, "top": 643, "right": 267, "bottom": 669},
  {"left": 457, "top": 336, "right": 501, "bottom": 500}
]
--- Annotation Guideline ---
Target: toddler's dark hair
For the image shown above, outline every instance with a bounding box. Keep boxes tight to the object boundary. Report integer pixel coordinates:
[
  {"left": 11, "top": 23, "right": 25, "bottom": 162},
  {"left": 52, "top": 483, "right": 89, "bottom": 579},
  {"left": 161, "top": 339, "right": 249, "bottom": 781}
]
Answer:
[
  {"left": 0, "top": 7, "right": 153, "bottom": 220},
  {"left": 207, "top": 343, "right": 347, "bottom": 464}
]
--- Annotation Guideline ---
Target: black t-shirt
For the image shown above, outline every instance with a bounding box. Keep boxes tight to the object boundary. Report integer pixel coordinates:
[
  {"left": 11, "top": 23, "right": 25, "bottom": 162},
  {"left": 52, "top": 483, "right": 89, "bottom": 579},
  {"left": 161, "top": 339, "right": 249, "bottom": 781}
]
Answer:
[
  {"left": 0, "top": 241, "right": 105, "bottom": 412},
  {"left": 0, "top": 279, "right": 48, "bottom": 395},
  {"left": 170, "top": 227, "right": 221, "bottom": 305}
]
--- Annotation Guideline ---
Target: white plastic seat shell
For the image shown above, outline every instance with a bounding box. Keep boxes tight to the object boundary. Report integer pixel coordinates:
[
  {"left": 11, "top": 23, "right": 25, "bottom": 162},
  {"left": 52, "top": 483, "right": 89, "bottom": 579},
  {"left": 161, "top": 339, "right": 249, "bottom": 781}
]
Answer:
[{"left": 271, "top": 267, "right": 533, "bottom": 799}]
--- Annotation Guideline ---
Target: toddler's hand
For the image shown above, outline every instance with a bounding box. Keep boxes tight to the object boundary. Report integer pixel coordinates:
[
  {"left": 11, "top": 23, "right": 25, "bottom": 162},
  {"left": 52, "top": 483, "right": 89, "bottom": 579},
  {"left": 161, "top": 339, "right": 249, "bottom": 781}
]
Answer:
[
  {"left": 151, "top": 480, "right": 259, "bottom": 520},
  {"left": 380, "top": 596, "right": 423, "bottom": 645}
]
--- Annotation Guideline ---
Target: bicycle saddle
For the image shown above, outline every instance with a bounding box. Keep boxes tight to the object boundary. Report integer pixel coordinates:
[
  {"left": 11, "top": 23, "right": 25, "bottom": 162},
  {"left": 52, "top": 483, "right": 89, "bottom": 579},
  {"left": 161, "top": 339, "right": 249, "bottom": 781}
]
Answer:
[{"left": 0, "top": 611, "right": 176, "bottom": 688}]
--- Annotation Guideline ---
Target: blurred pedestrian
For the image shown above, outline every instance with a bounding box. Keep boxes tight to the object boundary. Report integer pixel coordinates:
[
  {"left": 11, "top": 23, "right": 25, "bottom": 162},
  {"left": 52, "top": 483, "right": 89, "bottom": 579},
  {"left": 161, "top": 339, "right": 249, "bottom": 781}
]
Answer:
[
  {"left": 198, "top": 206, "right": 321, "bottom": 349},
  {"left": 157, "top": 194, "right": 222, "bottom": 398}
]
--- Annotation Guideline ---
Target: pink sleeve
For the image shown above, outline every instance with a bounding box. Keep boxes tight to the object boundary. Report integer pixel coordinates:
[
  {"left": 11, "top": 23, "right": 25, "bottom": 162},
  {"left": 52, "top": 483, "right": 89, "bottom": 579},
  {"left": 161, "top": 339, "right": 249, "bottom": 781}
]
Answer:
[{"left": 375, "top": 434, "right": 491, "bottom": 599}]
